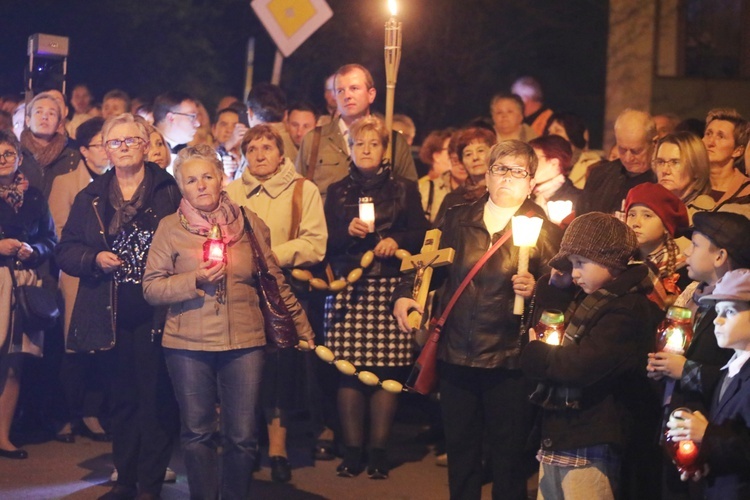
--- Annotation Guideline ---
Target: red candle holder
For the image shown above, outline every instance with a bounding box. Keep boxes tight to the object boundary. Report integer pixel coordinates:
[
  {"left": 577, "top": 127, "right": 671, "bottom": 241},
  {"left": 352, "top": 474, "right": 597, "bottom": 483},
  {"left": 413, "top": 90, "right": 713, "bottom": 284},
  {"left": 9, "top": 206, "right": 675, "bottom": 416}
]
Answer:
[{"left": 203, "top": 224, "right": 226, "bottom": 264}]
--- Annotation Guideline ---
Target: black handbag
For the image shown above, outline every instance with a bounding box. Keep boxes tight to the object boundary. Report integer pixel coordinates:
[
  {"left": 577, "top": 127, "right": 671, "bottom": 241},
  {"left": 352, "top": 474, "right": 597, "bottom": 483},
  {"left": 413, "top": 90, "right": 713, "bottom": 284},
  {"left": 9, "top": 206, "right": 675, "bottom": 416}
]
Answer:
[
  {"left": 8, "top": 263, "right": 60, "bottom": 331},
  {"left": 241, "top": 210, "right": 298, "bottom": 349}
]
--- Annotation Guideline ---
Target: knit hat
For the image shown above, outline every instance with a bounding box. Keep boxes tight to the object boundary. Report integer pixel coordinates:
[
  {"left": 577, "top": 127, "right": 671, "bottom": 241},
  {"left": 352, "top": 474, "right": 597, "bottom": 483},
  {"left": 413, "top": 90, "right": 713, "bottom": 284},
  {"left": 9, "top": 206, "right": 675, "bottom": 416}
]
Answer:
[
  {"left": 684, "top": 211, "right": 750, "bottom": 268},
  {"left": 624, "top": 183, "right": 689, "bottom": 236},
  {"left": 549, "top": 212, "right": 638, "bottom": 272},
  {"left": 698, "top": 269, "right": 750, "bottom": 306}
]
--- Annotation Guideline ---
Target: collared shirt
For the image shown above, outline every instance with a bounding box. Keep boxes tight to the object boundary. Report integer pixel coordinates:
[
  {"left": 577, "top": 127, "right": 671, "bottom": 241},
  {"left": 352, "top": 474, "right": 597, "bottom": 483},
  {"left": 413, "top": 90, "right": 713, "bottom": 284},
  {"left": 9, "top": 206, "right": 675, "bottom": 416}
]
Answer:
[{"left": 338, "top": 118, "right": 351, "bottom": 156}]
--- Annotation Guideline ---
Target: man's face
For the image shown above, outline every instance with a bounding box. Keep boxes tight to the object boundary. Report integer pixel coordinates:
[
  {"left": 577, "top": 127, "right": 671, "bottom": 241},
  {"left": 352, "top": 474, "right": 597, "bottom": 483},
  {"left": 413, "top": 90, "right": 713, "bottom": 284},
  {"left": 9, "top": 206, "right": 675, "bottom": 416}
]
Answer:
[
  {"left": 26, "top": 98, "right": 61, "bottom": 140},
  {"left": 105, "top": 122, "right": 148, "bottom": 170},
  {"left": 491, "top": 99, "right": 524, "bottom": 136},
  {"left": 212, "top": 111, "right": 239, "bottom": 146},
  {"left": 287, "top": 110, "right": 316, "bottom": 147},
  {"left": 713, "top": 301, "right": 750, "bottom": 351},
  {"left": 102, "top": 98, "right": 128, "bottom": 120},
  {"left": 71, "top": 87, "right": 92, "bottom": 114},
  {"left": 166, "top": 100, "right": 200, "bottom": 144},
  {"left": 703, "top": 119, "right": 742, "bottom": 167},
  {"left": 615, "top": 127, "right": 652, "bottom": 174},
  {"left": 335, "top": 69, "right": 376, "bottom": 122}
]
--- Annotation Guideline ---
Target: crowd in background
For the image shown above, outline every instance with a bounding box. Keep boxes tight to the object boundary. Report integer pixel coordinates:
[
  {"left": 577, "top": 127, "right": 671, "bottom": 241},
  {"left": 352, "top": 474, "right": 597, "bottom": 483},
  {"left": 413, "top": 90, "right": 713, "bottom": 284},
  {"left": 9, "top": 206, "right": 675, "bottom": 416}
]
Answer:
[{"left": 0, "top": 64, "right": 749, "bottom": 500}]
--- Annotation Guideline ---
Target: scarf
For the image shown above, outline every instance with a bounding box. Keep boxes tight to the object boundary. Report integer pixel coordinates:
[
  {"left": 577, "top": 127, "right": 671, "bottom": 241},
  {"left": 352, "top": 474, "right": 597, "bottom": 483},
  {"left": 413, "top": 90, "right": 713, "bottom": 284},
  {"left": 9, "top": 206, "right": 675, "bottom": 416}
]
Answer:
[
  {"left": 108, "top": 168, "right": 152, "bottom": 236},
  {"left": 348, "top": 161, "right": 392, "bottom": 191},
  {"left": 0, "top": 171, "right": 29, "bottom": 213},
  {"left": 20, "top": 129, "right": 67, "bottom": 168},
  {"left": 178, "top": 192, "right": 244, "bottom": 245}
]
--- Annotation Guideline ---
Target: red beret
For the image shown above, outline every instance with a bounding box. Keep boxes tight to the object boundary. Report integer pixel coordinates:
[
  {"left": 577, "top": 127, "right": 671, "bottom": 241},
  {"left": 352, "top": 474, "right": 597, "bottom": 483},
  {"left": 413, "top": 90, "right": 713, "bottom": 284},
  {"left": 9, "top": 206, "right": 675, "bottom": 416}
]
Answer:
[{"left": 625, "top": 183, "right": 689, "bottom": 236}]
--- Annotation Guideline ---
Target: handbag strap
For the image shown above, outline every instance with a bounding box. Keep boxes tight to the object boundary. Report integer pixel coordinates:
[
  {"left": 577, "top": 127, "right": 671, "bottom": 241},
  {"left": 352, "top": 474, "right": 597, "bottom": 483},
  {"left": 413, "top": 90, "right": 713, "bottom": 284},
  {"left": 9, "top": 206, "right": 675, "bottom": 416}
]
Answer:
[
  {"left": 288, "top": 177, "right": 306, "bottom": 241},
  {"left": 240, "top": 209, "right": 270, "bottom": 274},
  {"left": 4, "top": 260, "right": 18, "bottom": 288},
  {"left": 433, "top": 209, "right": 536, "bottom": 329},
  {"left": 305, "top": 126, "right": 323, "bottom": 181}
]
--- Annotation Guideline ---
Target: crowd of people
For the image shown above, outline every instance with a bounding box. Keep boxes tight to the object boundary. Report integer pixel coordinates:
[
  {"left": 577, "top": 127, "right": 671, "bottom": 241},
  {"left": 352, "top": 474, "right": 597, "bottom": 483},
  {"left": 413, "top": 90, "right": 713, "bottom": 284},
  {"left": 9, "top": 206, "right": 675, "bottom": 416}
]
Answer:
[{"left": 0, "top": 63, "right": 749, "bottom": 500}]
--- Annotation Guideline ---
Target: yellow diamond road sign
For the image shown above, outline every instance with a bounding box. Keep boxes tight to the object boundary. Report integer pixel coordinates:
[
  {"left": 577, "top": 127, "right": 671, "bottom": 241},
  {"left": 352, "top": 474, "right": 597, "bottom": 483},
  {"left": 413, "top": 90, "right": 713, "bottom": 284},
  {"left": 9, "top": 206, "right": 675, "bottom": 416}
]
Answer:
[{"left": 252, "top": 0, "right": 333, "bottom": 57}]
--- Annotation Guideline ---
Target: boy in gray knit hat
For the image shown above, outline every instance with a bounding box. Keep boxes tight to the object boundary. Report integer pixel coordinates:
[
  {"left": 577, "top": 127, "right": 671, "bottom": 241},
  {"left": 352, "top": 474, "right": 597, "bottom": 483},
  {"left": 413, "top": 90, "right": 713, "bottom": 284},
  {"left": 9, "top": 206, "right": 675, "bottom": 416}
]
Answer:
[{"left": 521, "top": 212, "right": 662, "bottom": 499}]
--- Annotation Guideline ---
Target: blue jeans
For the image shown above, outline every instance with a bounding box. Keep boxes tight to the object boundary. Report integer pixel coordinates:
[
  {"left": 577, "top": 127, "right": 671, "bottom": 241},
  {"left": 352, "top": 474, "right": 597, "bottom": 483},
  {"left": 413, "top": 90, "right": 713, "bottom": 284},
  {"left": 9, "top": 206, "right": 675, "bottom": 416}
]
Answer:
[{"left": 165, "top": 347, "right": 264, "bottom": 500}]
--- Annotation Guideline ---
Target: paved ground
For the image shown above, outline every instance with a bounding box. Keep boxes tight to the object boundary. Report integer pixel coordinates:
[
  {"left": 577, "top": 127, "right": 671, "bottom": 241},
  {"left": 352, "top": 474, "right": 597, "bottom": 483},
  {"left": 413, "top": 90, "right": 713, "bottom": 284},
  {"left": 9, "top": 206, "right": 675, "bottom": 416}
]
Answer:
[{"left": 0, "top": 401, "right": 532, "bottom": 500}]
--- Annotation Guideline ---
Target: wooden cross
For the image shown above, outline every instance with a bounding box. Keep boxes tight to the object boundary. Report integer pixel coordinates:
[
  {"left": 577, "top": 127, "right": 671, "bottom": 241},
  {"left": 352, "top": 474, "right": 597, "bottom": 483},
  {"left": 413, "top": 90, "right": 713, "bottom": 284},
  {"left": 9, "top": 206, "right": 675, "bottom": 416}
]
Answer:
[{"left": 400, "top": 229, "right": 455, "bottom": 330}]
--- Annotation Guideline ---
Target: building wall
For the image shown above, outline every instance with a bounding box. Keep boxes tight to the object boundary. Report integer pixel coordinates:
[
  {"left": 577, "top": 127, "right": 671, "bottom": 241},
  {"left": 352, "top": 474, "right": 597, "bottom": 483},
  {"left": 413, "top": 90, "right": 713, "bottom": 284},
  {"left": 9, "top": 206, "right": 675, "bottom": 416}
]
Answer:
[{"left": 652, "top": 77, "right": 750, "bottom": 122}]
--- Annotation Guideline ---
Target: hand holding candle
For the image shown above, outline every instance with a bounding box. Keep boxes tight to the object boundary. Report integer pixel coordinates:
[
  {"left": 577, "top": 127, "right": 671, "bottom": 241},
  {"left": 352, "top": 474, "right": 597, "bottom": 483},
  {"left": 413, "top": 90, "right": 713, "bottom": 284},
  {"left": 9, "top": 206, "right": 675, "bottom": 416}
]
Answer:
[
  {"left": 546, "top": 200, "right": 573, "bottom": 225},
  {"left": 511, "top": 216, "right": 543, "bottom": 315}
]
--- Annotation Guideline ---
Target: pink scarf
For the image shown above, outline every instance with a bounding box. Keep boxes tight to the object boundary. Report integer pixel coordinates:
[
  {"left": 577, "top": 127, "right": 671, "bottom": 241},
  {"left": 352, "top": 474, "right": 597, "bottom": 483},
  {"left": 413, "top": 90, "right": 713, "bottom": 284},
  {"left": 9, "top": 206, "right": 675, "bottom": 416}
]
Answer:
[{"left": 178, "top": 192, "right": 244, "bottom": 245}]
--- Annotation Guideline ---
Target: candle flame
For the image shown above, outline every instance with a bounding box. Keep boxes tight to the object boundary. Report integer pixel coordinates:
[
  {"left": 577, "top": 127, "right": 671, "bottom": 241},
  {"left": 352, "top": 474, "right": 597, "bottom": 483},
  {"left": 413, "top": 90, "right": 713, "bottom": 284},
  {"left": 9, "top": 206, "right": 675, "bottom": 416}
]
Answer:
[
  {"left": 388, "top": 0, "right": 398, "bottom": 16},
  {"left": 545, "top": 331, "right": 561, "bottom": 346}
]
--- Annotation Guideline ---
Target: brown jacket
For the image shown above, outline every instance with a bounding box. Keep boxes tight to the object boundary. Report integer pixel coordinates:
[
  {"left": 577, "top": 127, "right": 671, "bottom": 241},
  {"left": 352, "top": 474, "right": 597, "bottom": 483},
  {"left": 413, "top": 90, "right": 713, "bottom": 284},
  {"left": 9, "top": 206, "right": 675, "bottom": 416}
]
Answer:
[{"left": 142, "top": 208, "right": 313, "bottom": 351}]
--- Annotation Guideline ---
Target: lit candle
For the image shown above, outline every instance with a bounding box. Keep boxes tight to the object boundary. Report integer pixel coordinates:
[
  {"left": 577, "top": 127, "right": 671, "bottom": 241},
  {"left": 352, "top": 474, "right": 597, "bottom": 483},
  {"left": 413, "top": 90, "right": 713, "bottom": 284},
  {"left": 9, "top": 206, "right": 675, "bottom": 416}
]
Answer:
[
  {"left": 359, "top": 197, "right": 375, "bottom": 233},
  {"left": 203, "top": 224, "right": 226, "bottom": 264},
  {"left": 545, "top": 330, "right": 561, "bottom": 346},
  {"left": 663, "top": 326, "right": 687, "bottom": 354},
  {"left": 511, "top": 216, "right": 544, "bottom": 315},
  {"left": 676, "top": 440, "right": 698, "bottom": 461},
  {"left": 546, "top": 200, "right": 573, "bottom": 225}
]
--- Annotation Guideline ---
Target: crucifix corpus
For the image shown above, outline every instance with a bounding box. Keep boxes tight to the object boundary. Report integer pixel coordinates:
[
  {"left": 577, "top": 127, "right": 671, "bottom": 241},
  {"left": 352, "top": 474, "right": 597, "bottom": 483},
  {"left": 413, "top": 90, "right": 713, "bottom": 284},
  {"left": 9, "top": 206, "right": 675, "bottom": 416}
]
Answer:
[{"left": 400, "top": 229, "right": 454, "bottom": 330}]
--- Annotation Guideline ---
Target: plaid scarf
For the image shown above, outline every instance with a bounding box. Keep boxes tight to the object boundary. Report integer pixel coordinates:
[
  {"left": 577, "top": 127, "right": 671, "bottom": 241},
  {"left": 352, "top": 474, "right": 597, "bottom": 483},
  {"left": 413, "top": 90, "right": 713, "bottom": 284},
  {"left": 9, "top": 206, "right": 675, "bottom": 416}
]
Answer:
[{"left": 0, "top": 171, "right": 29, "bottom": 213}]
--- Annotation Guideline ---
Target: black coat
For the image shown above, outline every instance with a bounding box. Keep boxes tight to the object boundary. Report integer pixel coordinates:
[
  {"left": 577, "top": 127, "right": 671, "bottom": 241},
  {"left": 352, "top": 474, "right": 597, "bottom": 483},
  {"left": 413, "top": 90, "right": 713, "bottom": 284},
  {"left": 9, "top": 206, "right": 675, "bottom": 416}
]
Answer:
[
  {"left": 55, "top": 163, "right": 181, "bottom": 352},
  {"left": 0, "top": 185, "right": 56, "bottom": 269},
  {"left": 701, "top": 359, "right": 750, "bottom": 499},
  {"left": 324, "top": 165, "right": 428, "bottom": 278},
  {"left": 577, "top": 160, "right": 656, "bottom": 216},
  {"left": 393, "top": 195, "right": 562, "bottom": 369},
  {"left": 520, "top": 264, "right": 663, "bottom": 451},
  {"left": 20, "top": 144, "right": 80, "bottom": 199}
]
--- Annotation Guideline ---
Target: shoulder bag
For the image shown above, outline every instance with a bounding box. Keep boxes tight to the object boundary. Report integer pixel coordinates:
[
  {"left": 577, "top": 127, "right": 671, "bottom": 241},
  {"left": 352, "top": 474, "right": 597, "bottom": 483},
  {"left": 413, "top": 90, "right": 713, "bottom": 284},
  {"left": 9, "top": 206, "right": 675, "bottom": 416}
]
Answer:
[{"left": 7, "top": 262, "right": 59, "bottom": 332}]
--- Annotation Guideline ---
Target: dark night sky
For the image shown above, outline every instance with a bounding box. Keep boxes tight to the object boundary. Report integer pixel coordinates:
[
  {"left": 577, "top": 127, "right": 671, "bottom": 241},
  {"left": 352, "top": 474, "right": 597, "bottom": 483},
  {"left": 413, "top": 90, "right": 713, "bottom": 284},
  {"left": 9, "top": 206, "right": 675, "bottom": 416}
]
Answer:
[{"left": 1, "top": 0, "right": 609, "bottom": 146}]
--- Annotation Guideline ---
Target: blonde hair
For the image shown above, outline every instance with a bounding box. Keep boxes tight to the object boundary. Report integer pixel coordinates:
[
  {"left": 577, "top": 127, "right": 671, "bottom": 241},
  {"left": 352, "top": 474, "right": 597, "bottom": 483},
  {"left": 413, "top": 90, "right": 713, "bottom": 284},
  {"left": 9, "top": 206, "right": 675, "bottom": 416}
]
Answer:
[
  {"left": 348, "top": 115, "right": 389, "bottom": 150},
  {"left": 654, "top": 131, "right": 711, "bottom": 200}
]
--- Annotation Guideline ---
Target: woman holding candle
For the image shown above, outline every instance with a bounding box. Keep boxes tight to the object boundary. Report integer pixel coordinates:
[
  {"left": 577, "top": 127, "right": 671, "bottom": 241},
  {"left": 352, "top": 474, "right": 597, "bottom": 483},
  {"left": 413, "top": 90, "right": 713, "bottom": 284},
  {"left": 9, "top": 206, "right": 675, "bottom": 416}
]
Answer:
[
  {"left": 324, "top": 115, "right": 427, "bottom": 479},
  {"left": 0, "top": 130, "right": 56, "bottom": 459},
  {"left": 528, "top": 135, "right": 581, "bottom": 219},
  {"left": 394, "top": 140, "right": 562, "bottom": 499},
  {"left": 55, "top": 113, "right": 180, "bottom": 499},
  {"left": 143, "top": 144, "right": 314, "bottom": 498},
  {"left": 225, "top": 124, "right": 327, "bottom": 483}
]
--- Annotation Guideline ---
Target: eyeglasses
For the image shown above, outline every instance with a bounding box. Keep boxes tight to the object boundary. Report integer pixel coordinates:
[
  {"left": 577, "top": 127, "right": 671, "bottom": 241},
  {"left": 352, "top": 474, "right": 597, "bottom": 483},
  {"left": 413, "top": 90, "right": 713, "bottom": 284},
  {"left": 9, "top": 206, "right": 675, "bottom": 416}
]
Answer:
[
  {"left": 652, "top": 159, "right": 681, "bottom": 169},
  {"left": 105, "top": 137, "right": 144, "bottom": 150},
  {"left": 0, "top": 151, "right": 18, "bottom": 163},
  {"left": 488, "top": 164, "right": 530, "bottom": 179},
  {"left": 87, "top": 143, "right": 105, "bottom": 149},
  {"left": 170, "top": 111, "right": 198, "bottom": 122}
]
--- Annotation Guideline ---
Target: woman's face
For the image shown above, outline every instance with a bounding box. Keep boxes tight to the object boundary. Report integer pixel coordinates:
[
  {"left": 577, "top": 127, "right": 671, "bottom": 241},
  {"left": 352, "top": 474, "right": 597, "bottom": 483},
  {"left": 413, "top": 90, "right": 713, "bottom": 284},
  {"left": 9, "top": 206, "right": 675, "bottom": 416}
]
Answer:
[
  {"left": 703, "top": 119, "right": 742, "bottom": 168},
  {"left": 432, "top": 138, "right": 452, "bottom": 175},
  {"left": 148, "top": 131, "right": 170, "bottom": 169},
  {"left": 351, "top": 130, "right": 384, "bottom": 174},
  {"left": 245, "top": 136, "right": 283, "bottom": 179},
  {"left": 532, "top": 148, "right": 561, "bottom": 184},
  {"left": 485, "top": 154, "right": 535, "bottom": 207},
  {"left": 0, "top": 142, "right": 20, "bottom": 184},
  {"left": 547, "top": 120, "right": 570, "bottom": 143},
  {"left": 461, "top": 139, "right": 492, "bottom": 180},
  {"left": 654, "top": 142, "right": 692, "bottom": 196},
  {"left": 449, "top": 152, "right": 468, "bottom": 183},
  {"left": 179, "top": 159, "right": 223, "bottom": 212}
]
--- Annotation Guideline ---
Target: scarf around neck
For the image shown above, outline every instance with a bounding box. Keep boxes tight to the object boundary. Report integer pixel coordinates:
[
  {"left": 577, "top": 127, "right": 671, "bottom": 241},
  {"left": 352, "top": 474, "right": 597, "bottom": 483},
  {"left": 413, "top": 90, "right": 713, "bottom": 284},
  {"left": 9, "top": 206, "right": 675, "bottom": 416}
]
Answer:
[
  {"left": 0, "top": 171, "right": 29, "bottom": 213},
  {"left": 20, "top": 128, "right": 67, "bottom": 168},
  {"left": 108, "top": 167, "right": 152, "bottom": 235},
  {"left": 178, "top": 192, "right": 244, "bottom": 245}
]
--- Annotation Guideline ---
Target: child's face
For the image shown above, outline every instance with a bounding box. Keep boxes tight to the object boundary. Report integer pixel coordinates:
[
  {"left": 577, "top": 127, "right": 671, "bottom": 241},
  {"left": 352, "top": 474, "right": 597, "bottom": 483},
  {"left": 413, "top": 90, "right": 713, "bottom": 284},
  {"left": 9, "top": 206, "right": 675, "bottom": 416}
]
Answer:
[
  {"left": 626, "top": 204, "right": 667, "bottom": 251},
  {"left": 684, "top": 232, "right": 720, "bottom": 283},
  {"left": 713, "top": 300, "right": 750, "bottom": 351},
  {"left": 568, "top": 254, "right": 617, "bottom": 294}
]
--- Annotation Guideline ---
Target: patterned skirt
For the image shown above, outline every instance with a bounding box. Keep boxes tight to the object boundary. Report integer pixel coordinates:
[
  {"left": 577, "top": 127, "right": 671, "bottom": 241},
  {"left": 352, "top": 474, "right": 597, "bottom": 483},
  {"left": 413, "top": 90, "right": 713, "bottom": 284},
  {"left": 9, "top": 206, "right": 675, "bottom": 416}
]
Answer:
[{"left": 324, "top": 277, "right": 413, "bottom": 367}]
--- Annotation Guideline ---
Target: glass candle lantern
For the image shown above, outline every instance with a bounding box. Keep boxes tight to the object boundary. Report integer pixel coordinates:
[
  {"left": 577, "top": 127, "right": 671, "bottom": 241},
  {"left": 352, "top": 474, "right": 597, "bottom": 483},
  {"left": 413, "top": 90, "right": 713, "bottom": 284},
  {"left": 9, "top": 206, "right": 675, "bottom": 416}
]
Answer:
[
  {"left": 656, "top": 306, "right": 693, "bottom": 355},
  {"left": 535, "top": 309, "right": 565, "bottom": 346},
  {"left": 203, "top": 224, "right": 226, "bottom": 264}
]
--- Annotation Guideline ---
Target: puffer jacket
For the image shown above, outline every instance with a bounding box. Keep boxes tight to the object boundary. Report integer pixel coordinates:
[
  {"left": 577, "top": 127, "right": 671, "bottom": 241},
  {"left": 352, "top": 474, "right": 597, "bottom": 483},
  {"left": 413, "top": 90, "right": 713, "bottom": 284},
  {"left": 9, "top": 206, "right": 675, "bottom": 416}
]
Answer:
[
  {"left": 142, "top": 207, "right": 313, "bottom": 351},
  {"left": 392, "top": 195, "right": 562, "bottom": 369},
  {"left": 55, "top": 163, "right": 181, "bottom": 352},
  {"left": 324, "top": 164, "right": 428, "bottom": 278}
]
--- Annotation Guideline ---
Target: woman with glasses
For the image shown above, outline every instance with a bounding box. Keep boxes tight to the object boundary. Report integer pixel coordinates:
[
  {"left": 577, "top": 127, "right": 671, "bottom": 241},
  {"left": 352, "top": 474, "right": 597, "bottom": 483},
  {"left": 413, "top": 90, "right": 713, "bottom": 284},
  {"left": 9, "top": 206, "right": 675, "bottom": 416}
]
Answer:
[
  {"left": 0, "top": 130, "right": 56, "bottom": 460},
  {"left": 56, "top": 114, "right": 181, "bottom": 499},
  {"left": 651, "top": 131, "right": 711, "bottom": 213},
  {"left": 394, "top": 140, "right": 562, "bottom": 500}
]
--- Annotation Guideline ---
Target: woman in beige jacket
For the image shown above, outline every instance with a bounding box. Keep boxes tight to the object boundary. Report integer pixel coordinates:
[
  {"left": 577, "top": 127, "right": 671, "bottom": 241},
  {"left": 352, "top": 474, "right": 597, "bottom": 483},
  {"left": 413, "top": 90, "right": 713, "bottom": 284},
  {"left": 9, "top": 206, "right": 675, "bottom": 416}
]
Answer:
[{"left": 143, "top": 144, "right": 314, "bottom": 499}]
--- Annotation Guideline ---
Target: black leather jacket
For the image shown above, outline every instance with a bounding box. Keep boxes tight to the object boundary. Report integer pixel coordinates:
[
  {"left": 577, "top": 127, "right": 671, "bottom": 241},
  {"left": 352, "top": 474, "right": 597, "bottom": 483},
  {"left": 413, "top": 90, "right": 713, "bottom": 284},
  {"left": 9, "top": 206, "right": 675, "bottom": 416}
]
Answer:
[
  {"left": 393, "top": 195, "right": 562, "bottom": 369},
  {"left": 55, "top": 163, "right": 181, "bottom": 352},
  {"left": 324, "top": 164, "right": 428, "bottom": 278}
]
